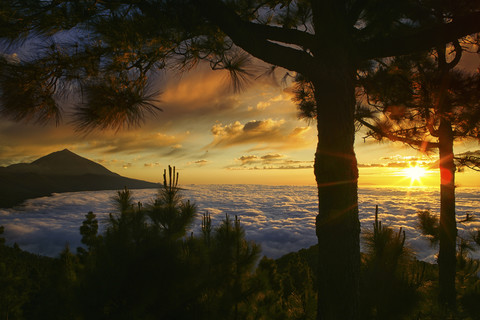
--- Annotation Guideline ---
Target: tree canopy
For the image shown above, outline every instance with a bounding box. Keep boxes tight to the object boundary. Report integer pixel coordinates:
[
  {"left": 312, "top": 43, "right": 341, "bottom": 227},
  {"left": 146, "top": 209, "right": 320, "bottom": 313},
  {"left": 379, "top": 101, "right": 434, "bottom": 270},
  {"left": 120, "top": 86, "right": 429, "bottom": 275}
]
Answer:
[
  {"left": 1, "top": 1, "right": 480, "bottom": 319},
  {"left": 1, "top": 1, "right": 479, "bottom": 130}
]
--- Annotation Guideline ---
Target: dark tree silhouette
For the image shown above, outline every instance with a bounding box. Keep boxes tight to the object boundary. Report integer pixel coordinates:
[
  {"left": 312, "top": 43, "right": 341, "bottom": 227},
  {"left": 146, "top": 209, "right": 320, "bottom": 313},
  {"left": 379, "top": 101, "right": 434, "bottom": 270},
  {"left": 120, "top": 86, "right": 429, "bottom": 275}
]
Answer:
[
  {"left": 416, "top": 209, "right": 480, "bottom": 318},
  {"left": 360, "top": 206, "right": 421, "bottom": 319},
  {"left": 77, "top": 211, "right": 100, "bottom": 257},
  {"left": 0, "top": 226, "right": 4, "bottom": 246},
  {"left": 358, "top": 44, "right": 480, "bottom": 309},
  {"left": 1, "top": 2, "right": 480, "bottom": 318},
  {"left": 75, "top": 167, "right": 260, "bottom": 319},
  {"left": 148, "top": 166, "right": 197, "bottom": 240}
]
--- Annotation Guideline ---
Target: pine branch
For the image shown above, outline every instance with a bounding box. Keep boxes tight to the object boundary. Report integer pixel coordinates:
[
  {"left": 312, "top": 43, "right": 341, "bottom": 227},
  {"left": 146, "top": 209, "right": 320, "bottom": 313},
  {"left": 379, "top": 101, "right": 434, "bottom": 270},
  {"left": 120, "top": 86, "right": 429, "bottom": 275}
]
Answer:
[
  {"left": 454, "top": 153, "right": 480, "bottom": 171},
  {"left": 357, "top": 117, "right": 439, "bottom": 150},
  {"left": 196, "top": 0, "right": 314, "bottom": 75}
]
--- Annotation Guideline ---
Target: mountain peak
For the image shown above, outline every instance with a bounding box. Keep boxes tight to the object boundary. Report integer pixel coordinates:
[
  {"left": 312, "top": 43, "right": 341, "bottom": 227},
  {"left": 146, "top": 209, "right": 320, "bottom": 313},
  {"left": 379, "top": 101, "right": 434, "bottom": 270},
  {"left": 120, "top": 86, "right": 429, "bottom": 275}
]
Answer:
[
  {"left": 29, "top": 149, "right": 116, "bottom": 176},
  {"left": 1, "top": 149, "right": 158, "bottom": 208}
]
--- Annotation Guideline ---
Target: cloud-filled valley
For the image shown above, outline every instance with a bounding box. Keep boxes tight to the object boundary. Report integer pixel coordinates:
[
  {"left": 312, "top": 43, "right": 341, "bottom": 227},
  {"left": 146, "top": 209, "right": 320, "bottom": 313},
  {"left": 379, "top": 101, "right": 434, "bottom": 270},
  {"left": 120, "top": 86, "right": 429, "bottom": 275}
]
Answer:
[{"left": 1, "top": 185, "right": 479, "bottom": 262}]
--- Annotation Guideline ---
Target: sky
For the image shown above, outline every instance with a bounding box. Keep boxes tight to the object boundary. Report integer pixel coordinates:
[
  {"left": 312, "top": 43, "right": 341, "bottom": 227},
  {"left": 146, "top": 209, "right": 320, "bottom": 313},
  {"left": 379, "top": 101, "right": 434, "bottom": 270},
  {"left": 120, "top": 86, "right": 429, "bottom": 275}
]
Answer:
[{"left": 1, "top": 55, "right": 480, "bottom": 187}]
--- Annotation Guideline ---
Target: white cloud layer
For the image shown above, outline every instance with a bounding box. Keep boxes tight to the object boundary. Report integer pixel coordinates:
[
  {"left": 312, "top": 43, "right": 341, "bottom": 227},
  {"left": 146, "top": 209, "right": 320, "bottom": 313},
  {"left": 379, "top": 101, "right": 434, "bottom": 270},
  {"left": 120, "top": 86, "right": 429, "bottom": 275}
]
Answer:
[{"left": 1, "top": 186, "right": 479, "bottom": 261}]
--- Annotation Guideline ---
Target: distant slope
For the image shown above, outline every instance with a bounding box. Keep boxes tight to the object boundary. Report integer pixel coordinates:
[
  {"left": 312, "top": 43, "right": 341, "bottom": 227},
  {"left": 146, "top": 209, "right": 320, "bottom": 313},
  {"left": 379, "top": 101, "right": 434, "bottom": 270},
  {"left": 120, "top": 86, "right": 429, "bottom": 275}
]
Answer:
[
  {"left": 30, "top": 149, "right": 118, "bottom": 176},
  {"left": 0, "top": 149, "right": 159, "bottom": 208}
]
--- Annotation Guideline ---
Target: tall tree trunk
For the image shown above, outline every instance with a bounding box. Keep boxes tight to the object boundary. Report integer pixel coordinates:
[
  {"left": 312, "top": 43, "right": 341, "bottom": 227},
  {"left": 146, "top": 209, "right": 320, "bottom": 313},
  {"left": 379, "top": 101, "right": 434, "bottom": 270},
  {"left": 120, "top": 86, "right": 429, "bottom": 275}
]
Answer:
[
  {"left": 312, "top": 60, "right": 360, "bottom": 319},
  {"left": 311, "top": 2, "right": 360, "bottom": 317},
  {"left": 436, "top": 43, "right": 458, "bottom": 309},
  {"left": 438, "top": 118, "right": 457, "bottom": 309}
]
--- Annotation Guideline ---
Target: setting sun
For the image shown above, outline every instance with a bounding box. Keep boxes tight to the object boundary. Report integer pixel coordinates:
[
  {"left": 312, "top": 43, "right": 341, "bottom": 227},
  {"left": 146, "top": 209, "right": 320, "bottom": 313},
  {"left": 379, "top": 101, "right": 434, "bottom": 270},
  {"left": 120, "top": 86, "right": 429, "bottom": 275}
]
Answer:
[{"left": 403, "top": 164, "right": 427, "bottom": 184}]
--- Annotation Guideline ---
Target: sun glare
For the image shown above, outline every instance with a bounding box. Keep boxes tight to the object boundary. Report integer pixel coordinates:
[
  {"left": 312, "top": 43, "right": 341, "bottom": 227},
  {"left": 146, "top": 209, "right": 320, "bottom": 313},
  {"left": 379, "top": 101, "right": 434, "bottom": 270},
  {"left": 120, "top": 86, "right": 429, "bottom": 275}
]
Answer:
[{"left": 403, "top": 164, "right": 427, "bottom": 185}]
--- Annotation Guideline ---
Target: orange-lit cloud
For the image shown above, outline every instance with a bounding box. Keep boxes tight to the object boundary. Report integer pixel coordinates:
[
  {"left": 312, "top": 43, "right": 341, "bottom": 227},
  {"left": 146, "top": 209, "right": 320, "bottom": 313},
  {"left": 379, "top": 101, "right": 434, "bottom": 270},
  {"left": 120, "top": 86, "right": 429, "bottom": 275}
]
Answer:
[
  {"left": 79, "top": 131, "right": 186, "bottom": 155},
  {"left": 228, "top": 162, "right": 313, "bottom": 170},
  {"left": 0, "top": 58, "right": 300, "bottom": 173},
  {"left": 261, "top": 153, "right": 284, "bottom": 161},
  {"left": 237, "top": 153, "right": 287, "bottom": 165},
  {"left": 0, "top": 114, "right": 191, "bottom": 167},
  {"left": 0, "top": 121, "right": 88, "bottom": 164},
  {"left": 252, "top": 94, "right": 288, "bottom": 111},
  {"left": 159, "top": 64, "right": 241, "bottom": 120},
  {"left": 238, "top": 155, "right": 261, "bottom": 165},
  {"left": 96, "top": 158, "right": 125, "bottom": 166},
  {"left": 208, "top": 119, "right": 311, "bottom": 150},
  {"left": 256, "top": 101, "right": 271, "bottom": 110},
  {"left": 358, "top": 154, "right": 439, "bottom": 169},
  {"left": 185, "top": 159, "right": 209, "bottom": 167},
  {"left": 209, "top": 119, "right": 284, "bottom": 147},
  {"left": 359, "top": 161, "right": 438, "bottom": 168},
  {"left": 144, "top": 162, "right": 161, "bottom": 167},
  {"left": 232, "top": 152, "right": 312, "bottom": 170}
]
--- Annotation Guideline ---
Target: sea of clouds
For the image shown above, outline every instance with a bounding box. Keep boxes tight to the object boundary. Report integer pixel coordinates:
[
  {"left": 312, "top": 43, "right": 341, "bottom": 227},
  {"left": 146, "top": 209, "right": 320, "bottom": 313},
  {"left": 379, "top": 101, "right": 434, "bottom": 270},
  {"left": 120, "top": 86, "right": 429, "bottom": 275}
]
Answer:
[{"left": 1, "top": 185, "right": 479, "bottom": 262}]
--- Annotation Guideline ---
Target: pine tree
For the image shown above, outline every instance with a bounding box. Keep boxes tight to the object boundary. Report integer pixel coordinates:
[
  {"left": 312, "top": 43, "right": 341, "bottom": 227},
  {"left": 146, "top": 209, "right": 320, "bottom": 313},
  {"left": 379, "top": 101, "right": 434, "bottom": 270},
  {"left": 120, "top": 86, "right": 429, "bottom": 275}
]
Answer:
[
  {"left": 417, "top": 210, "right": 480, "bottom": 318},
  {"left": 74, "top": 167, "right": 262, "bottom": 319},
  {"left": 358, "top": 43, "right": 480, "bottom": 309},
  {"left": 2, "top": 2, "right": 480, "bottom": 317},
  {"left": 361, "top": 206, "right": 420, "bottom": 319},
  {"left": 148, "top": 166, "right": 196, "bottom": 240},
  {"left": 77, "top": 211, "right": 100, "bottom": 260}
]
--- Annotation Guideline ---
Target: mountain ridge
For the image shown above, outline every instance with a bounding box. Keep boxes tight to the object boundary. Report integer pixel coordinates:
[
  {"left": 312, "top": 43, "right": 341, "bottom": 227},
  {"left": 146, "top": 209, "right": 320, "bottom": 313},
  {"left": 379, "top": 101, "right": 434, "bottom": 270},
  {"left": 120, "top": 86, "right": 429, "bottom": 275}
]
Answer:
[
  {"left": 31, "top": 149, "right": 119, "bottom": 176},
  {"left": 0, "top": 149, "right": 159, "bottom": 208}
]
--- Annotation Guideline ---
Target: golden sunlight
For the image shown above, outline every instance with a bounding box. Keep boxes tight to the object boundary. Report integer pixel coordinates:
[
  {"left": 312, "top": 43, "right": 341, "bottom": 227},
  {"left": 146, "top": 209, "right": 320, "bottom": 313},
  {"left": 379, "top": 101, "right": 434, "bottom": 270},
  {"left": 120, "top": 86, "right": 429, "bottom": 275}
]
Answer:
[{"left": 402, "top": 164, "right": 427, "bottom": 185}]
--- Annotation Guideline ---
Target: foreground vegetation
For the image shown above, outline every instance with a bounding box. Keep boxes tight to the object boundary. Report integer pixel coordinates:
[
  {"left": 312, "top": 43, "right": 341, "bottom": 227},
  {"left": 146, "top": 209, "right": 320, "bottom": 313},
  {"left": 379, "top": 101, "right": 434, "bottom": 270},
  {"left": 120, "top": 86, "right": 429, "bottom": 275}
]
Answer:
[{"left": 1, "top": 171, "right": 479, "bottom": 319}]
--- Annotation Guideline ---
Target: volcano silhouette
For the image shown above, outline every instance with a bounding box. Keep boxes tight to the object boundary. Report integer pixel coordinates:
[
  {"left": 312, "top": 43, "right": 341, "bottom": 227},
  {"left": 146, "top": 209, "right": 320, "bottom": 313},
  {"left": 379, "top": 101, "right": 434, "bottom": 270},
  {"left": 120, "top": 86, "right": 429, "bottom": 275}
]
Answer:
[{"left": 0, "top": 149, "right": 159, "bottom": 208}]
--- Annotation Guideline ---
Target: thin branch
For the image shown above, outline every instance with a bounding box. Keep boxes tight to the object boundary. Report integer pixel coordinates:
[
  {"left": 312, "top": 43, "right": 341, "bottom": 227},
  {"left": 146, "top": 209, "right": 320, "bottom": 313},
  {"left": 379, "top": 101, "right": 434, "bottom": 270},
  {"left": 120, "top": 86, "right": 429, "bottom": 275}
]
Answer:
[
  {"left": 246, "top": 22, "right": 316, "bottom": 49},
  {"left": 447, "top": 40, "right": 463, "bottom": 69},
  {"left": 455, "top": 154, "right": 480, "bottom": 171},
  {"left": 357, "top": 117, "right": 439, "bottom": 150}
]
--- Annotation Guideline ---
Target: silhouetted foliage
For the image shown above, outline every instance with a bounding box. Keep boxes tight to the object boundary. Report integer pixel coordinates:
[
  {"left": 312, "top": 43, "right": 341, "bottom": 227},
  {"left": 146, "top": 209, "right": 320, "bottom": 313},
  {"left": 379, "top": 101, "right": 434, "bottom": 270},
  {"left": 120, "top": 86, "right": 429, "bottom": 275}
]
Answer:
[
  {"left": 357, "top": 39, "right": 480, "bottom": 308},
  {"left": 77, "top": 211, "right": 100, "bottom": 261},
  {"left": 2, "top": 198, "right": 480, "bottom": 319},
  {"left": 207, "top": 215, "right": 260, "bottom": 319},
  {"left": 360, "top": 206, "right": 420, "bottom": 319},
  {"left": 2, "top": 3, "right": 479, "bottom": 317},
  {"left": 416, "top": 209, "right": 480, "bottom": 318},
  {"left": 0, "top": 225, "right": 4, "bottom": 246},
  {"left": 0, "top": 234, "right": 58, "bottom": 320},
  {"left": 417, "top": 210, "right": 440, "bottom": 244},
  {"left": 148, "top": 166, "right": 196, "bottom": 240},
  {"left": 73, "top": 167, "right": 260, "bottom": 319}
]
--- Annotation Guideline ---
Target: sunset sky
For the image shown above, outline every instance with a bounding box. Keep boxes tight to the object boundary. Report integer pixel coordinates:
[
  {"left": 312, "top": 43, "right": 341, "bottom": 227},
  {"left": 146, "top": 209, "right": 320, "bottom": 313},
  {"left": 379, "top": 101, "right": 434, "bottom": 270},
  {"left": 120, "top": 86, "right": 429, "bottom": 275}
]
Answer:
[{"left": 1, "top": 56, "right": 480, "bottom": 187}]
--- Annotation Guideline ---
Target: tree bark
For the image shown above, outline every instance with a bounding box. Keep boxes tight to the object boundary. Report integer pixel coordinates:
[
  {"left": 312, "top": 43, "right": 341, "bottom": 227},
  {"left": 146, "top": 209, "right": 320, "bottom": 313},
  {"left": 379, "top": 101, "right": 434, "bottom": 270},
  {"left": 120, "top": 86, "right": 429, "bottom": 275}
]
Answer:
[
  {"left": 438, "top": 118, "right": 457, "bottom": 309},
  {"left": 312, "top": 58, "right": 360, "bottom": 319}
]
